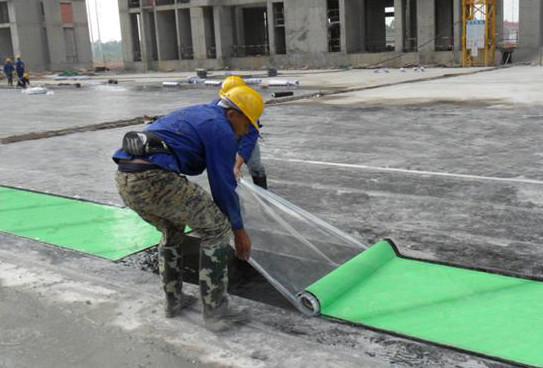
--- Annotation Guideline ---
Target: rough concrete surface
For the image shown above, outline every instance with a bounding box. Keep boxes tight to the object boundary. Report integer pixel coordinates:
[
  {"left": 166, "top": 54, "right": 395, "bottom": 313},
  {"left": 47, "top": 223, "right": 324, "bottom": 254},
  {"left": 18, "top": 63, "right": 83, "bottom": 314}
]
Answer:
[
  {"left": 318, "top": 65, "right": 543, "bottom": 106},
  {"left": 1, "top": 66, "right": 541, "bottom": 367}
]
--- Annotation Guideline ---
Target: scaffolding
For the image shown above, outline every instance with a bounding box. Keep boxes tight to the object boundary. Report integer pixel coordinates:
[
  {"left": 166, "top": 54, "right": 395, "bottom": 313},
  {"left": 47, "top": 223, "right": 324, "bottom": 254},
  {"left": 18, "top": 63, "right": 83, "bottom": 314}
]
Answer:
[{"left": 462, "top": 0, "right": 497, "bottom": 67}]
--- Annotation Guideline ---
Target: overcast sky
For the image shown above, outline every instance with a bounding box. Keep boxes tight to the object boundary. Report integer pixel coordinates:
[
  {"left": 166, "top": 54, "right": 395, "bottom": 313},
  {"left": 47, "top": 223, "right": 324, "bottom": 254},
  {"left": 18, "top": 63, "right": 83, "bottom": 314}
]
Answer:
[
  {"left": 86, "top": 0, "right": 122, "bottom": 43},
  {"left": 85, "top": 0, "right": 519, "bottom": 44}
]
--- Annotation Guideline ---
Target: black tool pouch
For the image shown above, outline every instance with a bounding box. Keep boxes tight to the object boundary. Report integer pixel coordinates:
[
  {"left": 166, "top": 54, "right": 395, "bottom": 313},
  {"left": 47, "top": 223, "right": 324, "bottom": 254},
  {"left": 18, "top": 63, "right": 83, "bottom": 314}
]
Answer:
[{"left": 122, "top": 131, "right": 171, "bottom": 156}]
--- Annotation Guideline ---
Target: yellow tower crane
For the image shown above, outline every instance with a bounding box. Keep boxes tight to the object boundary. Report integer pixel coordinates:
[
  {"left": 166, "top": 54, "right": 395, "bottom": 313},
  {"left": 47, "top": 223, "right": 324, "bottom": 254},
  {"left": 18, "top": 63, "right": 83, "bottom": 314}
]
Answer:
[{"left": 462, "top": 0, "right": 497, "bottom": 67}]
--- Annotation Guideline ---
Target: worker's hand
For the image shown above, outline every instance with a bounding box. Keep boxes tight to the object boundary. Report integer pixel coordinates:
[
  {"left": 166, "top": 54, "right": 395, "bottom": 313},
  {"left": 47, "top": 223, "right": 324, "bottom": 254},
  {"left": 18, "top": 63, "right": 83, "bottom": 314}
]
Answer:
[
  {"left": 234, "top": 166, "right": 242, "bottom": 182},
  {"left": 233, "top": 154, "right": 245, "bottom": 182},
  {"left": 233, "top": 229, "right": 252, "bottom": 261}
]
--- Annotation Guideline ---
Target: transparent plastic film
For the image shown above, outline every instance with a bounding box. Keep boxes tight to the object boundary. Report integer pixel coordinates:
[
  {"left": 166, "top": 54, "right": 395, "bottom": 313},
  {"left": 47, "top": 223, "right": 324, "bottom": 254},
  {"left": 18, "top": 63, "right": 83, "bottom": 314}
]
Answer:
[{"left": 237, "top": 179, "right": 367, "bottom": 312}]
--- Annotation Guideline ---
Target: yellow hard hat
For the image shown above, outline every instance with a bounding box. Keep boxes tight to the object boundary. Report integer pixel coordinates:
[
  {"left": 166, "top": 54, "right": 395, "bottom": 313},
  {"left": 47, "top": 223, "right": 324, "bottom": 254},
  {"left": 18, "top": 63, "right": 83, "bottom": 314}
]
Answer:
[
  {"left": 222, "top": 86, "right": 264, "bottom": 130},
  {"left": 24, "top": 72, "right": 29, "bottom": 78},
  {"left": 219, "top": 76, "right": 246, "bottom": 98}
]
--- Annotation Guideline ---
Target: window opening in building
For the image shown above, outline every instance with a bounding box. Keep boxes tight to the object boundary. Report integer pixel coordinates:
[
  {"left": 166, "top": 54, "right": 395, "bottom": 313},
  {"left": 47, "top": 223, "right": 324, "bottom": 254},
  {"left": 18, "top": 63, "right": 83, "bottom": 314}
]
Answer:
[
  {"left": 365, "top": 0, "right": 394, "bottom": 52},
  {"left": 273, "top": 2, "right": 286, "bottom": 54},
  {"left": 435, "top": 0, "right": 454, "bottom": 51},
  {"left": 0, "top": 2, "right": 10, "bottom": 23},
  {"left": 239, "top": 6, "right": 269, "bottom": 57},
  {"left": 385, "top": 6, "right": 395, "bottom": 50},
  {"left": 146, "top": 11, "right": 158, "bottom": 61},
  {"left": 64, "top": 27, "right": 79, "bottom": 63},
  {"left": 327, "top": 0, "right": 341, "bottom": 52},
  {"left": 402, "top": 0, "right": 417, "bottom": 52},
  {"left": 503, "top": 0, "right": 519, "bottom": 48},
  {"left": 40, "top": 1, "right": 46, "bottom": 21},
  {"left": 203, "top": 6, "right": 216, "bottom": 59},
  {"left": 0, "top": 28, "right": 13, "bottom": 60},
  {"left": 60, "top": 2, "right": 74, "bottom": 24},
  {"left": 177, "top": 8, "right": 193, "bottom": 59},
  {"left": 157, "top": 10, "right": 179, "bottom": 60}
]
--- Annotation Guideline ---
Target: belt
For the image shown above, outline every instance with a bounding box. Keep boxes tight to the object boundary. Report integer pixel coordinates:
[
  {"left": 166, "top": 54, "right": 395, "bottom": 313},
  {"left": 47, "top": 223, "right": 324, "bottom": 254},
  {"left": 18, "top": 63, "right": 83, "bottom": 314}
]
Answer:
[{"left": 117, "top": 159, "right": 161, "bottom": 173}]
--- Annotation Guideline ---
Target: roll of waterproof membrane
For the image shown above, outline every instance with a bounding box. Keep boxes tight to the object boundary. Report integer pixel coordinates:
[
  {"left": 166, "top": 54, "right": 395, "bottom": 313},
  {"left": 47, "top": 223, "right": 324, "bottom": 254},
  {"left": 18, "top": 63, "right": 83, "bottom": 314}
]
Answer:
[
  {"left": 237, "top": 181, "right": 543, "bottom": 366},
  {"left": 237, "top": 180, "right": 367, "bottom": 312},
  {"left": 303, "top": 239, "right": 543, "bottom": 367}
]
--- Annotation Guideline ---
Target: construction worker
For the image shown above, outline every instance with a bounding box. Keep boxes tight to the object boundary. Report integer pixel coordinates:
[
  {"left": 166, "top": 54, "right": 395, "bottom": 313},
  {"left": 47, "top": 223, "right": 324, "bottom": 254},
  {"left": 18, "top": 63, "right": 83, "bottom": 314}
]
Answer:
[
  {"left": 220, "top": 76, "right": 268, "bottom": 189},
  {"left": 112, "top": 85, "right": 264, "bottom": 332},
  {"left": 3, "top": 58, "right": 14, "bottom": 87},
  {"left": 17, "top": 72, "right": 30, "bottom": 89},
  {"left": 15, "top": 56, "right": 25, "bottom": 81}
]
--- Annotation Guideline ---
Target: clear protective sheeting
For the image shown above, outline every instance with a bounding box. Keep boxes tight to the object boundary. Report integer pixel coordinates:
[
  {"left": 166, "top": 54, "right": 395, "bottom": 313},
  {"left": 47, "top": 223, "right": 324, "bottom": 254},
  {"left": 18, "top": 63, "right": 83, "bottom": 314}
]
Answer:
[{"left": 237, "top": 179, "right": 367, "bottom": 313}]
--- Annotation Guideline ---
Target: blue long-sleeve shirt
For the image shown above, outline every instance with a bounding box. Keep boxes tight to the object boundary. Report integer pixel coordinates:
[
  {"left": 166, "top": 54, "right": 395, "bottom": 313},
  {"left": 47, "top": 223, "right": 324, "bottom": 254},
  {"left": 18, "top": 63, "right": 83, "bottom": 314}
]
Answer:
[
  {"left": 210, "top": 98, "right": 260, "bottom": 162},
  {"left": 238, "top": 125, "right": 259, "bottom": 163},
  {"left": 3, "top": 63, "right": 14, "bottom": 76},
  {"left": 15, "top": 60, "right": 24, "bottom": 77},
  {"left": 112, "top": 104, "right": 244, "bottom": 230}
]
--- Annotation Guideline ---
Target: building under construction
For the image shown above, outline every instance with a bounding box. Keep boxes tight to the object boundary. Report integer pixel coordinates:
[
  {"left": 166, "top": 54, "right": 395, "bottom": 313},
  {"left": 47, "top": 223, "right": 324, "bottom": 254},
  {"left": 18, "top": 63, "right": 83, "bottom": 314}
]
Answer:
[
  {"left": 118, "top": 0, "right": 542, "bottom": 71},
  {"left": 0, "top": 0, "right": 93, "bottom": 72}
]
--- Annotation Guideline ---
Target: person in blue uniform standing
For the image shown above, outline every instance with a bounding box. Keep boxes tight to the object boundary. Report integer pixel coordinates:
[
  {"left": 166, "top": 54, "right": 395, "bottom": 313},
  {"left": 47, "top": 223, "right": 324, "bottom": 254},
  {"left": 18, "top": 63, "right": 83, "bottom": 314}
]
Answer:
[
  {"left": 15, "top": 56, "right": 25, "bottom": 82},
  {"left": 220, "top": 76, "right": 268, "bottom": 189},
  {"left": 3, "top": 58, "right": 14, "bottom": 87}
]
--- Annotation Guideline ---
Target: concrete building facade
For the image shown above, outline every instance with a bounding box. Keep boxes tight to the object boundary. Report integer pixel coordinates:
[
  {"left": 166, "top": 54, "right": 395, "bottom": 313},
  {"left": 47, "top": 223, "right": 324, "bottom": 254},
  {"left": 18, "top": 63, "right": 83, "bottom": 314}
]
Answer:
[
  {"left": 118, "top": 0, "right": 541, "bottom": 71},
  {"left": 0, "top": 0, "right": 93, "bottom": 72}
]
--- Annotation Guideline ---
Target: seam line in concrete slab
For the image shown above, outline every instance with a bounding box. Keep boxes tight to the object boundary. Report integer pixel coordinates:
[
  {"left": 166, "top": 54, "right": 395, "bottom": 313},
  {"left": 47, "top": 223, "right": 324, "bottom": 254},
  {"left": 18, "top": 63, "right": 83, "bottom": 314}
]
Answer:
[
  {"left": 0, "top": 117, "right": 145, "bottom": 144},
  {"left": 270, "top": 158, "right": 543, "bottom": 186}
]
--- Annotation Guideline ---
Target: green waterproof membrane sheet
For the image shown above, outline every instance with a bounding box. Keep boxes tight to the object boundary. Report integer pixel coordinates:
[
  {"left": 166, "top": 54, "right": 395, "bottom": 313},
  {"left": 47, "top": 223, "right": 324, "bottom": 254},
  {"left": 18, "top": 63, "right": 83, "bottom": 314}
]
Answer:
[
  {"left": 305, "top": 240, "right": 543, "bottom": 367},
  {"left": 0, "top": 186, "right": 190, "bottom": 261}
]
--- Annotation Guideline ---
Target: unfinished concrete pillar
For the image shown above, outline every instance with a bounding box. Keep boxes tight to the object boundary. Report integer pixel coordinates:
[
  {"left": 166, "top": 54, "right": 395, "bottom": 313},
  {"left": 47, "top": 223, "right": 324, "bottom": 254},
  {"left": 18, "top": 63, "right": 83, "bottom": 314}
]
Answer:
[
  {"left": 213, "top": 6, "right": 234, "bottom": 62},
  {"left": 495, "top": 0, "right": 504, "bottom": 64},
  {"left": 496, "top": 0, "right": 504, "bottom": 45},
  {"left": 416, "top": 0, "right": 435, "bottom": 56},
  {"left": 518, "top": 0, "right": 543, "bottom": 62},
  {"left": 71, "top": 1, "right": 93, "bottom": 65},
  {"left": 403, "top": 0, "right": 418, "bottom": 51},
  {"left": 453, "top": 0, "right": 462, "bottom": 52},
  {"left": 394, "top": 0, "right": 404, "bottom": 52},
  {"left": 42, "top": 0, "right": 68, "bottom": 70},
  {"left": 234, "top": 6, "right": 245, "bottom": 56},
  {"left": 340, "top": 0, "right": 365, "bottom": 54},
  {"left": 267, "top": 0, "right": 276, "bottom": 55},
  {"left": 190, "top": 7, "right": 208, "bottom": 60},
  {"left": 118, "top": 1, "right": 135, "bottom": 64},
  {"left": 284, "top": 0, "right": 328, "bottom": 56}
]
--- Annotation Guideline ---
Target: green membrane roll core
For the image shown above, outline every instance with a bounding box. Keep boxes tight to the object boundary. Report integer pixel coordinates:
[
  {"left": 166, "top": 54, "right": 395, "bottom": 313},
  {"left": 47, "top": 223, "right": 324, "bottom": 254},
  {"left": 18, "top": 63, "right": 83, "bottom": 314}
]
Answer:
[
  {"left": 0, "top": 186, "right": 190, "bottom": 261},
  {"left": 305, "top": 240, "right": 543, "bottom": 367}
]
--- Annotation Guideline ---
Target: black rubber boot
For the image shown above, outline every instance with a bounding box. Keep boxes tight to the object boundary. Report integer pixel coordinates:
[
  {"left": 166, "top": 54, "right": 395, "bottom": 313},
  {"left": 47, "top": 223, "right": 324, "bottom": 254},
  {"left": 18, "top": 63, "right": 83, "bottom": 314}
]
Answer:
[
  {"left": 165, "top": 293, "right": 198, "bottom": 318},
  {"left": 203, "top": 301, "right": 250, "bottom": 332},
  {"left": 252, "top": 175, "right": 268, "bottom": 190}
]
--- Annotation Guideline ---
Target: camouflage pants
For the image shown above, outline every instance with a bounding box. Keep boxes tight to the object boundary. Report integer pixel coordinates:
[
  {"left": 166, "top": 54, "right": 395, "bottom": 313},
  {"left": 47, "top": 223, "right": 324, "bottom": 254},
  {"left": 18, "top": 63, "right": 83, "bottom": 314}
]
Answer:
[{"left": 115, "top": 169, "right": 231, "bottom": 313}]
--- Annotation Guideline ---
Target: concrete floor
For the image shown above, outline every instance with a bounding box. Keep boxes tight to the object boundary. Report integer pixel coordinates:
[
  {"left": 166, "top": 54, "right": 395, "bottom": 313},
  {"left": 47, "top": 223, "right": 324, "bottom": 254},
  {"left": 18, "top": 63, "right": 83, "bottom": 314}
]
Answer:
[{"left": 1, "top": 66, "right": 542, "bottom": 367}]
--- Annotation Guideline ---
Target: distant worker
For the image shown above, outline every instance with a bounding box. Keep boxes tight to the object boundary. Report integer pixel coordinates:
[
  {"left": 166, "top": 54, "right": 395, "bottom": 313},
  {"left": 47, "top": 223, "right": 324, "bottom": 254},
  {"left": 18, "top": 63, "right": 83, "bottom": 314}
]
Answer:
[
  {"left": 15, "top": 56, "right": 25, "bottom": 81},
  {"left": 220, "top": 76, "right": 268, "bottom": 189},
  {"left": 3, "top": 58, "right": 14, "bottom": 87},
  {"left": 17, "top": 72, "right": 30, "bottom": 89},
  {"left": 113, "top": 86, "right": 264, "bottom": 332}
]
